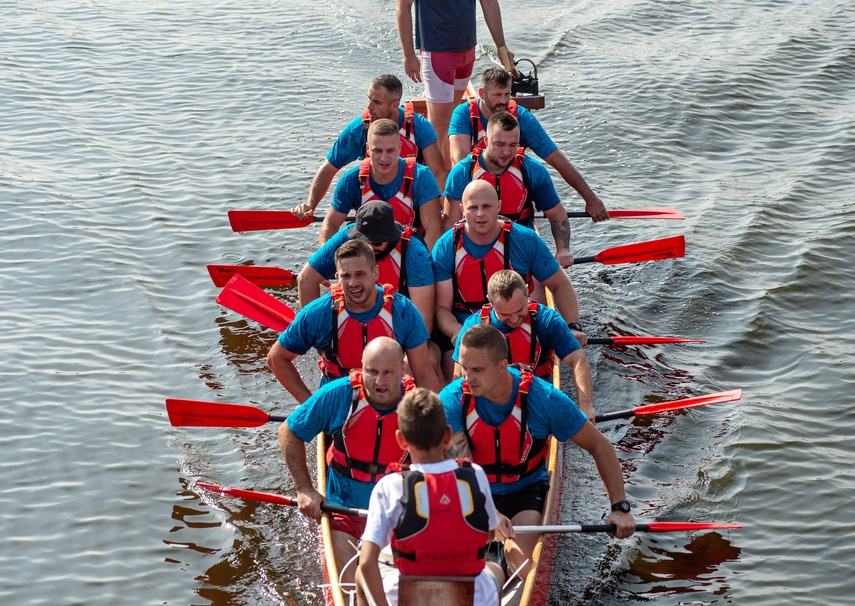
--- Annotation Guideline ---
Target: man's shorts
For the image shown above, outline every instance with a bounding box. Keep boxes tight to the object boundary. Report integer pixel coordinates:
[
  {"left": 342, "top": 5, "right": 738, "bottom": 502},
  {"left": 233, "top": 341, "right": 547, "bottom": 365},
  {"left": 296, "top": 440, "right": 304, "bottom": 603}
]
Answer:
[
  {"left": 330, "top": 512, "right": 367, "bottom": 539},
  {"left": 421, "top": 48, "right": 476, "bottom": 104},
  {"left": 430, "top": 327, "right": 455, "bottom": 355},
  {"left": 492, "top": 480, "right": 550, "bottom": 520}
]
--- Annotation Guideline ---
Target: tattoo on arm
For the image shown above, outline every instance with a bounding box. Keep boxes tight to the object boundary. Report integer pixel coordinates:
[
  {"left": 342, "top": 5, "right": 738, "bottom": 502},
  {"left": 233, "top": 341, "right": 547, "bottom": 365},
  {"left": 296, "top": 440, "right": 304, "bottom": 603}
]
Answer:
[
  {"left": 549, "top": 217, "right": 571, "bottom": 249},
  {"left": 447, "top": 431, "right": 472, "bottom": 459}
]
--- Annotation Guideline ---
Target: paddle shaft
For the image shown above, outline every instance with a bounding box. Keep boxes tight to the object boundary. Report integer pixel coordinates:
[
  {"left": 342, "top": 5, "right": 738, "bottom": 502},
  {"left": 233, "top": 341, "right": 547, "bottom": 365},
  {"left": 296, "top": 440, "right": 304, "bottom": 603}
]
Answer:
[
  {"left": 197, "top": 482, "right": 368, "bottom": 517},
  {"left": 514, "top": 522, "right": 741, "bottom": 534}
]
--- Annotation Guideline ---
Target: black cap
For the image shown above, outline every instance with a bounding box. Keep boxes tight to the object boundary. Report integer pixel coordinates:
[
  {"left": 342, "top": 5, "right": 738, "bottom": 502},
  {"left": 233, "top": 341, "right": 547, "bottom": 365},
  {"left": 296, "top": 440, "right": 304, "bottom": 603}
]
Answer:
[{"left": 347, "top": 201, "right": 404, "bottom": 244}]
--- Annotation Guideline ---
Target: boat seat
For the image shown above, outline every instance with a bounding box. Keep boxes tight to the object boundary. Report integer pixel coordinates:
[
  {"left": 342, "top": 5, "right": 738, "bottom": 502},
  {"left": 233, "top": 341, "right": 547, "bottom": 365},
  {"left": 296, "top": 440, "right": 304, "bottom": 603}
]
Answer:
[{"left": 398, "top": 575, "right": 475, "bottom": 606}]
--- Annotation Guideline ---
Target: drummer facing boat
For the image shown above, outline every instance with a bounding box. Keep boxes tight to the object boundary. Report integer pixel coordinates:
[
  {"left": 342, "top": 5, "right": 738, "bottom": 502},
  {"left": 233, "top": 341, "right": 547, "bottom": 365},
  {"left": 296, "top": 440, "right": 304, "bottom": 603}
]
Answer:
[
  {"left": 442, "top": 324, "right": 636, "bottom": 579},
  {"left": 356, "top": 387, "right": 510, "bottom": 606}
]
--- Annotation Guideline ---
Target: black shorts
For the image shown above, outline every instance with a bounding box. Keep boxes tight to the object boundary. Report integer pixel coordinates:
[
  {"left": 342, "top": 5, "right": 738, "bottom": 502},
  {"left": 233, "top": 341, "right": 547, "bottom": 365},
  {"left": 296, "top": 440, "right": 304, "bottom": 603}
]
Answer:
[
  {"left": 492, "top": 480, "right": 550, "bottom": 520},
  {"left": 430, "top": 327, "right": 455, "bottom": 354}
]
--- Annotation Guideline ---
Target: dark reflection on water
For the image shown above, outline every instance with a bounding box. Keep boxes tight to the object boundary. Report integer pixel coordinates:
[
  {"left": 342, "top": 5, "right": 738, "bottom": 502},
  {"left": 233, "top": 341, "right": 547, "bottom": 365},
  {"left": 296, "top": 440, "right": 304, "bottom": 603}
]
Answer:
[{"left": 624, "top": 533, "right": 741, "bottom": 599}]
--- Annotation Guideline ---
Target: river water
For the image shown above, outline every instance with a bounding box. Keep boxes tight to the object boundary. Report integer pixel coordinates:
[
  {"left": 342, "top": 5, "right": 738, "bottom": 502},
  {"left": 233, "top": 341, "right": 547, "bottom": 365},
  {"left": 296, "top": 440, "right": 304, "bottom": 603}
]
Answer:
[{"left": 2, "top": 0, "right": 853, "bottom": 604}]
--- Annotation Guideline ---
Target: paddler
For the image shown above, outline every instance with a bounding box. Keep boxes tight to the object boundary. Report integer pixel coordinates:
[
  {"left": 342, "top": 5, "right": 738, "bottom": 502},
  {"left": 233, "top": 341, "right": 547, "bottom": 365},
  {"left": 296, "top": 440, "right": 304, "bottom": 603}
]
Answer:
[
  {"left": 267, "top": 239, "right": 440, "bottom": 404},
  {"left": 315, "top": 118, "right": 445, "bottom": 249},
  {"left": 430, "top": 179, "right": 583, "bottom": 381},
  {"left": 443, "top": 110, "right": 573, "bottom": 267},
  {"left": 452, "top": 269, "right": 595, "bottom": 420},
  {"left": 297, "top": 201, "right": 435, "bottom": 333},
  {"left": 449, "top": 67, "right": 609, "bottom": 222},
  {"left": 442, "top": 324, "right": 636, "bottom": 578},
  {"left": 279, "top": 337, "right": 417, "bottom": 585},
  {"left": 291, "top": 74, "right": 448, "bottom": 222},
  {"left": 355, "top": 387, "right": 510, "bottom": 606}
]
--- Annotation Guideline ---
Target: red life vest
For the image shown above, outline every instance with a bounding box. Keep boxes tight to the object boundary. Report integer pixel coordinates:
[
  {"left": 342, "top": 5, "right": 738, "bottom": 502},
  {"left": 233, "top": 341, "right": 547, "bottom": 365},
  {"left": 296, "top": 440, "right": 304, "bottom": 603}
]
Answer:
[
  {"left": 479, "top": 302, "right": 554, "bottom": 379},
  {"left": 358, "top": 155, "right": 419, "bottom": 228},
  {"left": 390, "top": 459, "right": 490, "bottom": 576},
  {"left": 325, "top": 369, "right": 415, "bottom": 483},
  {"left": 318, "top": 284, "right": 396, "bottom": 380},
  {"left": 361, "top": 101, "right": 419, "bottom": 160},
  {"left": 375, "top": 226, "right": 418, "bottom": 298},
  {"left": 461, "top": 368, "right": 547, "bottom": 483},
  {"left": 467, "top": 98, "right": 518, "bottom": 152},
  {"left": 469, "top": 146, "right": 533, "bottom": 223},
  {"left": 451, "top": 219, "right": 531, "bottom": 315}
]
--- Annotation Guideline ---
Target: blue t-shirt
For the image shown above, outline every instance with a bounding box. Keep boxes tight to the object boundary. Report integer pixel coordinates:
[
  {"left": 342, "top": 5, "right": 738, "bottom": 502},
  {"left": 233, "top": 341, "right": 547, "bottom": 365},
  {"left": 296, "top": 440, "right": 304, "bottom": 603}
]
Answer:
[
  {"left": 307, "top": 224, "right": 435, "bottom": 288},
  {"left": 326, "top": 108, "right": 439, "bottom": 169},
  {"left": 331, "top": 158, "right": 441, "bottom": 216},
  {"left": 431, "top": 222, "right": 561, "bottom": 322},
  {"left": 439, "top": 366, "right": 587, "bottom": 494},
  {"left": 277, "top": 286, "right": 430, "bottom": 354},
  {"left": 287, "top": 377, "right": 407, "bottom": 508},
  {"left": 414, "top": 0, "right": 476, "bottom": 52},
  {"left": 451, "top": 303, "right": 581, "bottom": 362},
  {"left": 443, "top": 152, "right": 560, "bottom": 227},
  {"left": 449, "top": 103, "right": 558, "bottom": 160}
]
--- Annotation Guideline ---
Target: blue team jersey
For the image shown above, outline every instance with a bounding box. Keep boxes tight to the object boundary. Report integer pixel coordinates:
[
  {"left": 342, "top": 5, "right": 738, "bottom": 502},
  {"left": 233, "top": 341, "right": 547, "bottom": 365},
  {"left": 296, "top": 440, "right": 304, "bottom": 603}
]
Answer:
[
  {"left": 287, "top": 377, "right": 407, "bottom": 508},
  {"left": 307, "top": 224, "right": 435, "bottom": 288},
  {"left": 325, "top": 108, "right": 439, "bottom": 169},
  {"left": 443, "top": 152, "right": 561, "bottom": 226},
  {"left": 277, "top": 286, "right": 430, "bottom": 354},
  {"left": 331, "top": 157, "right": 441, "bottom": 215},
  {"left": 448, "top": 102, "right": 558, "bottom": 160},
  {"left": 414, "top": 0, "right": 476, "bottom": 52},
  {"left": 439, "top": 366, "right": 587, "bottom": 494},
  {"left": 451, "top": 303, "right": 581, "bottom": 362},
  {"left": 431, "top": 222, "right": 561, "bottom": 322}
]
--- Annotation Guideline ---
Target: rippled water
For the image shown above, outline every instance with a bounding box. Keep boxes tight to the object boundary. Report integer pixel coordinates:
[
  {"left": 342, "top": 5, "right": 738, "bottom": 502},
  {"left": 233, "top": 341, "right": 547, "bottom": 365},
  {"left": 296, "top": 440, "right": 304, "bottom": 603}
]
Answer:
[{"left": 2, "top": 0, "right": 853, "bottom": 604}]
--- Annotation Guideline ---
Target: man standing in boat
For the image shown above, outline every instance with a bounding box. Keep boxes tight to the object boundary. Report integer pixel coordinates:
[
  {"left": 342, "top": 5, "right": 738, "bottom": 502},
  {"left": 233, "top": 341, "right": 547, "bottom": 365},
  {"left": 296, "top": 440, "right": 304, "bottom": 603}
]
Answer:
[
  {"left": 297, "top": 201, "right": 435, "bottom": 333},
  {"left": 449, "top": 67, "right": 609, "bottom": 222},
  {"left": 452, "top": 269, "right": 595, "bottom": 420},
  {"left": 291, "top": 74, "right": 448, "bottom": 222},
  {"left": 443, "top": 111, "right": 574, "bottom": 266},
  {"left": 396, "top": 0, "right": 515, "bottom": 170},
  {"left": 267, "top": 239, "right": 440, "bottom": 404},
  {"left": 280, "top": 337, "right": 417, "bottom": 585},
  {"left": 315, "top": 118, "right": 445, "bottom": 250},
  {"left": 442, "top": 324, "right": 636, "bottom": 578},
  {"left": 355, "top": 387, "right": 509, "bottom": 606},
  {"left": 430, "top": 180, "right": 583, "bottom": 381}
]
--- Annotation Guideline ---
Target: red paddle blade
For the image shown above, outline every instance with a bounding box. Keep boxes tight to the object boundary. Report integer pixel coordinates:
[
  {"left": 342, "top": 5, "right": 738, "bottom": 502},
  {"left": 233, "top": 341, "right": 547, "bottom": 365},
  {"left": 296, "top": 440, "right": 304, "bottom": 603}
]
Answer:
[
  {"left": 207, "top": 264, "right": 296, "bottom": 287},
  {"left": 197, "top": 482, "right": 298, "bottom": 507},
  {"left": 165, "top": 398, "right": 272, "bottom": 427},
  {"left": 594, "top": 235, "right": 686, "bottom": 265},
  {"left": 606, "top": 208, "right": 685, "bottom": 220},
  {"left": 608, "top": 336, "right": 706, "bottom": 345},
  {"left": 644, "top": 522, "right": 742, "bottom": 532},
  {"left": 228, "top": 210, "right": 316, "bottom": 232},
  {"left": 632, "top": 389, "right": 743, "bottom": 417},
  {"left": 215, "top": 274, "right": 296, "bottom": 332}
]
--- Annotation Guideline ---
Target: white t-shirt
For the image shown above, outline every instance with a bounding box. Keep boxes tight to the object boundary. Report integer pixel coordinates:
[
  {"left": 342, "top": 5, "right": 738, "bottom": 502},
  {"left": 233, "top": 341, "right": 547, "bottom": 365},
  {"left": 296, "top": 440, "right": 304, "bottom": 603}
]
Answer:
[{"left": 362, "top": 459, "right": 500, "bottom": 606}]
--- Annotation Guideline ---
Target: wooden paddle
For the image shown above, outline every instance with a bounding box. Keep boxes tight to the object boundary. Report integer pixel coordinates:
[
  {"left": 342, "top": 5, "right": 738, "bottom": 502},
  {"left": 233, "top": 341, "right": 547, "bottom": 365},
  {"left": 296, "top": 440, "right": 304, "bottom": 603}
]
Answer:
[
  {"left": 196, "top": 483, "right": 741, "bottom": 534},
  {"left": 227, "top": 207, "right": 685, "bottom": 232},
  {"left": 166, "top": 389, "right": 741, "bottom": 428}
]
